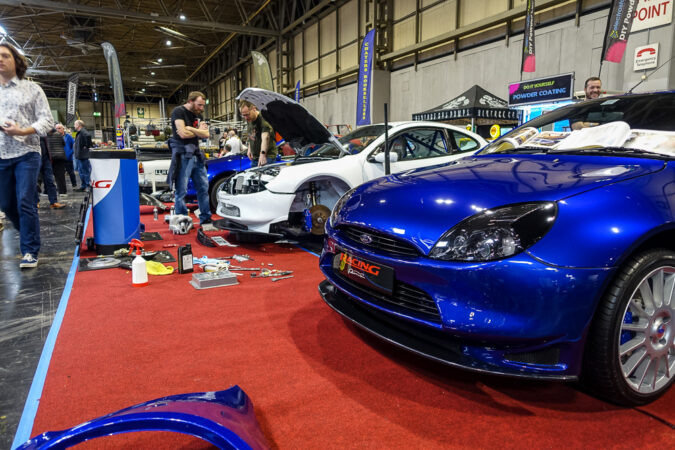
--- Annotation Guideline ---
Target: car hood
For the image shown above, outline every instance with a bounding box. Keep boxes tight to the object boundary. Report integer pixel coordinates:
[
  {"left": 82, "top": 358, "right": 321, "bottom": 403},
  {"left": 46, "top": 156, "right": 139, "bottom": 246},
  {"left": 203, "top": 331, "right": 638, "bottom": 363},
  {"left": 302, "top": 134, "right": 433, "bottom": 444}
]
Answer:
[
  {"left": 237, "top": 88, "right": 335, "bottom": 151},
  {"left": 334, "top": 154, "right": 665, "bottom": 253}
]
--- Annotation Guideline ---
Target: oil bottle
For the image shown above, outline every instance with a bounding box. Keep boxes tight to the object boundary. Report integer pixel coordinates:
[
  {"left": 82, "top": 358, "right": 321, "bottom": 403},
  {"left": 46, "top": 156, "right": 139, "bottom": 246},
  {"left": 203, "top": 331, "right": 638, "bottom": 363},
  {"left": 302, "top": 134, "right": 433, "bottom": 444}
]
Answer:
[{"left": 177, "top": 243, "right": 193, "bottom": 274}]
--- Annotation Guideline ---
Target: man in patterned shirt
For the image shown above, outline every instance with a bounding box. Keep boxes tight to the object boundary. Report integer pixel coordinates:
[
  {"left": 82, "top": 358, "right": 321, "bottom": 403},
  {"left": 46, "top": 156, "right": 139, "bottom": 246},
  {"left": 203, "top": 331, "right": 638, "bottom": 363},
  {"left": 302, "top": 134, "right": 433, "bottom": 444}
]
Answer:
[{"left": 0, "top": 43, "right": 54, "bottom": 268}]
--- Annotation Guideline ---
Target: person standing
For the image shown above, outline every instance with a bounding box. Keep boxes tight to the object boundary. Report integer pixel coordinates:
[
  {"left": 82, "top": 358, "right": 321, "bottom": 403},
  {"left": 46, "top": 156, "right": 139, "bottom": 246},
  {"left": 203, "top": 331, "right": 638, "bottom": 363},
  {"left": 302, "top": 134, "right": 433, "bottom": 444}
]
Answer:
[
  {"left": 239, "top": 100, "right": 276, "bottom": 167},
  {"left": 55, "top": 123, "right": 77, "bottom": 188},
  {"left": 46, "top": 127, "right": 69, "bottom": 196},
  {"left": 37, "top": 136, "right": 65, "bottom": 209},
  {"left": 170, "top": 91, "right": 212, "bottom": 225},
  {"left": 0, "top": 42, "right": 54, "bottom": 268},
  {"left": 73, "top": 119, "right": 92, "bottom": 191},
  {"left": 225, "top": 129, "right": 244, "bottom": 155}
]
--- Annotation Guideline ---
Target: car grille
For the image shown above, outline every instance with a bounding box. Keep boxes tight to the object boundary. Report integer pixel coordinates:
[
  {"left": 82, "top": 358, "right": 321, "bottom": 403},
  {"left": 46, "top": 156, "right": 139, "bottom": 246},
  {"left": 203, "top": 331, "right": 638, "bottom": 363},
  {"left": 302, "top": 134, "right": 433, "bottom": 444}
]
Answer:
[
  {"left": 339, "top": 226, "right": 419, "bottom": 257},
  {"left": 334, "top": 270, "right": 441, "bottom": 323}
]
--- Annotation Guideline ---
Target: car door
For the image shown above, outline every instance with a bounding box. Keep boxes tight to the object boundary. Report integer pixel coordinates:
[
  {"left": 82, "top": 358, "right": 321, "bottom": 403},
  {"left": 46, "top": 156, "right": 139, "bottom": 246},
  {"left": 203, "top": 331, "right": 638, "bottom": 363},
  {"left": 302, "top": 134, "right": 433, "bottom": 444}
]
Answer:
[{"left": 363, "top": 127, "right": 481, "bottom": 180}]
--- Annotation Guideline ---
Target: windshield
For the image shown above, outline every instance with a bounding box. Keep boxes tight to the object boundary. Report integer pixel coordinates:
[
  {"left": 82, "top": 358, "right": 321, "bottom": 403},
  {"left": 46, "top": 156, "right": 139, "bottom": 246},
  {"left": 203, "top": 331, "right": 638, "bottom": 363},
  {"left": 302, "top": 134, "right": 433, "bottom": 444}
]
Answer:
[
  {"left": 309, "top": 124, "right": 389, "bottom": 157},
  {"left": 479, "top": 93, "right": 675, "bottom": 157}
]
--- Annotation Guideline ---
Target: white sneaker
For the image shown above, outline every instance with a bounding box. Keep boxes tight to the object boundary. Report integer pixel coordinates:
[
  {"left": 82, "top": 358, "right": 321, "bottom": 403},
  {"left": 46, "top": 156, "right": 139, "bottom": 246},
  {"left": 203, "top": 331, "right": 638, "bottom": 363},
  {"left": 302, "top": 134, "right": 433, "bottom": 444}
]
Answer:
[{"left": 20, "top": 253, "right": 38, "bottom": 268}]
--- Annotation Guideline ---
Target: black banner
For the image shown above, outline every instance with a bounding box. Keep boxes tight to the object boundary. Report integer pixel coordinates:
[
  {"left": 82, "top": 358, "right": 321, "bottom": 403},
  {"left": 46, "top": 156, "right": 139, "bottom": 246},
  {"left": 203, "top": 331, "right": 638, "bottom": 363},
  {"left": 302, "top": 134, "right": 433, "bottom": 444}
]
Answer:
[
  {"left": 66, "top": 73, "right": 78, "bottom": 126},
  {"left": 602, "top": 0, "right": 638, "bottom": 63},
  {"left": 521, "top": 0, "right": 536, "bottom": 72},
  {"left": 508, "top": 73, "right": 574, "bottom": 106}
]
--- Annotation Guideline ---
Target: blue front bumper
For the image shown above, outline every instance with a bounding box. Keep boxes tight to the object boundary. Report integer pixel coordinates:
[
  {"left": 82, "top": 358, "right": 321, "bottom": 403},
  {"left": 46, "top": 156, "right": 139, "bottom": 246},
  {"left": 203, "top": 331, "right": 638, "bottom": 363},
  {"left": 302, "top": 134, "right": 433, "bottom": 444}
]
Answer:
[{"left": 318, "top": 229, "right": 615, "bottom": 379}]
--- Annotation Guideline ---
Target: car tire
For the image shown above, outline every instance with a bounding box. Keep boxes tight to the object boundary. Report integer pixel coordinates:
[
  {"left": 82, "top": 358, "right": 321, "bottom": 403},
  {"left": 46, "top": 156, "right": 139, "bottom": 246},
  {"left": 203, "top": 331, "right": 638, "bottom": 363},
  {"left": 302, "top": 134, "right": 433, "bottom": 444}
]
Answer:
[
  {"left": 582, "top": 248, "right": 675, "bottom": 406},
  {"left": 209, "top": 174, "right": 234, "bottom": 213}
]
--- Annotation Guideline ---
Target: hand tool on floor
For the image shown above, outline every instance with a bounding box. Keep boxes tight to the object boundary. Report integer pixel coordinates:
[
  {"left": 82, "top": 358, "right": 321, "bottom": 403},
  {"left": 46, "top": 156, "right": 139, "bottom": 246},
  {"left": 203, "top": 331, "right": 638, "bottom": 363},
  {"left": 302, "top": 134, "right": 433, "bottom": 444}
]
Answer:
[{"left": 271, "top": 275, "right": 293, "bottom": 282}]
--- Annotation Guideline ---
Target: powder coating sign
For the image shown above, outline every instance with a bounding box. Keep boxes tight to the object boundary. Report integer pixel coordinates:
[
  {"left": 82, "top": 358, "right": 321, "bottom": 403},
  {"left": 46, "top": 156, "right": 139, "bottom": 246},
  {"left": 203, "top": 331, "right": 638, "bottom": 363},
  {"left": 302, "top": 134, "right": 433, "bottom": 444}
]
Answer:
[
  {"left": 634, "top": 43, "right": 659, "bottom": 70},
  {"left": 508, "top": 73, "right": 574, "bottom": 106},
  {"left": 602, "top": 0, "right": 638, "bottom": 63},
  {"left": 631, "top": 0, "right": 673, "bottom": 32}
]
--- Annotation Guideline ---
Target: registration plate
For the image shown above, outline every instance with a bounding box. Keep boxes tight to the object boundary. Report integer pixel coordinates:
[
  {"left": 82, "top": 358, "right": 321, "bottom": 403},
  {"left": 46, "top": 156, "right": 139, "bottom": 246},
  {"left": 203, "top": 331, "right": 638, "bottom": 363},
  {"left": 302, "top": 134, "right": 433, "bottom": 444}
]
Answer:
[{"left": 333, "top": 251, "right": 394, "bottom": 294}]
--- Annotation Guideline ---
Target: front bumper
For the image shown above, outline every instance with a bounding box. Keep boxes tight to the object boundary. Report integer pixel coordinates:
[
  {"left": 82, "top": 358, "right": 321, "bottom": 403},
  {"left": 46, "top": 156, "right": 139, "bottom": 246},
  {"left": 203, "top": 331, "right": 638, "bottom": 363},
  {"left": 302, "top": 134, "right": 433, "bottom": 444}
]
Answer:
[
  {"left": 216, "top": 189, "right": 295, "bottom": 233},
  {"left": 319, "top": 229, "right": 615, "bottom": 379}
]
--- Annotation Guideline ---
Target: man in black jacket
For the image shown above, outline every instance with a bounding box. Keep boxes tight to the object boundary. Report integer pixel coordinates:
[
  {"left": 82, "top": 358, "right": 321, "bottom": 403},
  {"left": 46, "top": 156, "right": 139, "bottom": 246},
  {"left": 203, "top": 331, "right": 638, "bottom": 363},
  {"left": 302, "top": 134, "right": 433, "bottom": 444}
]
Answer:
[{"left": 73, "top": 120, "right": 92, "bottom": 191}]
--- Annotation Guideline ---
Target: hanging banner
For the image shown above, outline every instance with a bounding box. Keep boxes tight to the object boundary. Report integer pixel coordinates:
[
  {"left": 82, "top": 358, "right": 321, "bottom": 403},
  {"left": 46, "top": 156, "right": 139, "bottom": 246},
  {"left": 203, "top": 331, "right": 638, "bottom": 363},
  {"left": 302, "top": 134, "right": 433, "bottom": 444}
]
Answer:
[
  {"left": 602, "top": 0, "right": 639, "bottom": 63},
  {"left": 356, "top": 29, "right": 375, "bottom": 126},
  {"left": 295, "top": 80, "right": 301, "bottom": 102},
  {"left": 65, "top": 73, "right": 79, "bottom": 126},
  {"left": 522, "top": 0, "right": 536, "bottom": 72},
  {"left": 101, "top": 42, "right": 126, "bottom": 122},
  {"left": 251, "top": 51, "right": 274, "bottom": 92}
]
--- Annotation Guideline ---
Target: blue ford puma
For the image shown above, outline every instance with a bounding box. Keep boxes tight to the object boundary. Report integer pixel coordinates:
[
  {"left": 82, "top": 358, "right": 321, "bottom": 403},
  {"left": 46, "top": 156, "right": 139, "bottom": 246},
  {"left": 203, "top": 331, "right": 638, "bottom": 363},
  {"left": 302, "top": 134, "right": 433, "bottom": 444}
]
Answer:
[{"left": 320, "top": 92, "right": 675, "bottom": 406}]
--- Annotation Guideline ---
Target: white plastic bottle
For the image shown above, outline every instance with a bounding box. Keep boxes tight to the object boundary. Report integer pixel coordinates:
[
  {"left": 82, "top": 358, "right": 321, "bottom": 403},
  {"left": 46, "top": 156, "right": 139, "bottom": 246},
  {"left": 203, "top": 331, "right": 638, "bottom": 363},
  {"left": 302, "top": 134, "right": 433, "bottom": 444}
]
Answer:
[{"left": 132, "top": 246, "right": 148, "bottom": 287}]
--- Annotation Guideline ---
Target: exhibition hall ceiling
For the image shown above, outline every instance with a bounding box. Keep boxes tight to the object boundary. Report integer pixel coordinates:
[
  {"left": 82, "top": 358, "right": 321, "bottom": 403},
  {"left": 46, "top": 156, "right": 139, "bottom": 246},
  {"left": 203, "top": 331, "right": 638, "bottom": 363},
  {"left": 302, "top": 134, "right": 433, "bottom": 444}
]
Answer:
[{"left": 0, "top": 0, "right": 284, "bottom": 100}]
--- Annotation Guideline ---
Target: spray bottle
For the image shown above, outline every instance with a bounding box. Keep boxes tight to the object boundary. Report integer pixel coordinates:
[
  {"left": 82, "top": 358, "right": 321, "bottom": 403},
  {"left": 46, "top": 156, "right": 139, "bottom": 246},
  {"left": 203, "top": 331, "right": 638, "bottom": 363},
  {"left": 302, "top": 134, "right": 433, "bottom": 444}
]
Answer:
[{"left": 129, "top": 239, "right": 148, "bottom": 287}]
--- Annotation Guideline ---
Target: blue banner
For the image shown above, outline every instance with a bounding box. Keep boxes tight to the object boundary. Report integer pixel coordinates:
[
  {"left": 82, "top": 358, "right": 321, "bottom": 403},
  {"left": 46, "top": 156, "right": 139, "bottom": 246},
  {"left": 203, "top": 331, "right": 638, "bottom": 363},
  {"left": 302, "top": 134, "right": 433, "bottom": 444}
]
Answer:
[
  {"left": 356, "top": 29, "right": 375, "bottom": 126},
  {"left": 295, "top": 80, "right": 301, "bottom": 102}
]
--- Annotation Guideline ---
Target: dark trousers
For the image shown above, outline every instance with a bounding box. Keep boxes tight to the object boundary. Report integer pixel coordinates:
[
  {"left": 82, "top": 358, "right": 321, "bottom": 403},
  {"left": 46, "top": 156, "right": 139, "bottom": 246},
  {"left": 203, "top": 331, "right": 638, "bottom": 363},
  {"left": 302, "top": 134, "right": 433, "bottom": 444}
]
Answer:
[
  {"left": 76, "top": 158, "right": 91, "bottom": 189},
  {"left": 52, "top": 159, "right": 69, "bottom": 194},
  {"left": 65, "top": 160, "right": 77, "bottom": 187},
  {"left": 38, "top": 153, "right": 59, "bottom": 205},
  {"left": 0, "top": 152, "right": 41, "bottom": 256}
]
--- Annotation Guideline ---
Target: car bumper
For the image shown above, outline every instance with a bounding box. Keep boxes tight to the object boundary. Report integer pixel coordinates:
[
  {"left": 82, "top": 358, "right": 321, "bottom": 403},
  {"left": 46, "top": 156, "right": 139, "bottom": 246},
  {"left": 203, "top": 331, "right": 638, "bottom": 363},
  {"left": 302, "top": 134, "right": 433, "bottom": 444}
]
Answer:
[
  {"left": 318, "top": 227, "right": 615, "bottom": 378},
  {"left": 216, "top": 190, "right": 295, "bottom": 233}
]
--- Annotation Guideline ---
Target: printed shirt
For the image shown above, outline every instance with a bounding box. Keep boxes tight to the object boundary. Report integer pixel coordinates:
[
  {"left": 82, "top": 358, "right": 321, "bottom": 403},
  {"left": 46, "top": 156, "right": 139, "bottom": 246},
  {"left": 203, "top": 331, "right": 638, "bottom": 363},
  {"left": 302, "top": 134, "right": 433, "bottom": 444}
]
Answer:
[{"left": 0, "top": 76, "right": 54, "bottom": 159}]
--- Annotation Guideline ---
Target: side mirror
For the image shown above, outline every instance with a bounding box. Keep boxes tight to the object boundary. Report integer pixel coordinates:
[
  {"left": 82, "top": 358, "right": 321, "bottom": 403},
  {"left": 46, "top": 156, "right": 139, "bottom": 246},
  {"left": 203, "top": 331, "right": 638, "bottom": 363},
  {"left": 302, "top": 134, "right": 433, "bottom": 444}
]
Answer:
[{"left": 373, "top": 152, "right": 399, "bottom": 163}]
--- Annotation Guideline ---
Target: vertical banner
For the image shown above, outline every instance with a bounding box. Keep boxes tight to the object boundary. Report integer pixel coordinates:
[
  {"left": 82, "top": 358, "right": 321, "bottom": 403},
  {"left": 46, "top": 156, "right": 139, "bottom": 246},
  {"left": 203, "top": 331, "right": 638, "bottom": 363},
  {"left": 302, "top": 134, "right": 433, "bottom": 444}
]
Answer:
[
  {"left": 251, "top": 51, "right": 275, "bottom": 91},
  {"left": 295, "top": 80, "right": 301, "bottom": 102},
  {"left": 356, "top": 29, "right": 376, "bottom": 126},
  {"left": 100, "top": 42, "right": 126, "bottom": 123},
  {"left": 65, "top": 73, "right": 79, "bottom": 125},
  {"left": 521, "top": 0, "right": 536, "bottom": 72},
  {"left": 602, "top": 0, "right": 638, "bottom": 63}
]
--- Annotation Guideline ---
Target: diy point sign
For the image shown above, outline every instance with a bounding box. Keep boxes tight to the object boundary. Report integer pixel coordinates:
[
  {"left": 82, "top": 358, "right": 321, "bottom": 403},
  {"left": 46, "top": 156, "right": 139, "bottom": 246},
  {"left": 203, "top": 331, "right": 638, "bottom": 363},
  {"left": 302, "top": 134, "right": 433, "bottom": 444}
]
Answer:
[{"left": 632, "top": 0, "right": 673, "bottom": 32}]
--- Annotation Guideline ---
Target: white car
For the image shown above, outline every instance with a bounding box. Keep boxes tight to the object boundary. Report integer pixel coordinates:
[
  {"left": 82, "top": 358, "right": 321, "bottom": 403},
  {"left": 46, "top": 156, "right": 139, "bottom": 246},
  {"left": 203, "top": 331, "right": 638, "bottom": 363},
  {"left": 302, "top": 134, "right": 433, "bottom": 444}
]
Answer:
[
  {"left": 216, "top": 88, "right": 487, "bottom": 237},
  {"left": 137, "top": 147, "right": 172, "bottom": 193}
]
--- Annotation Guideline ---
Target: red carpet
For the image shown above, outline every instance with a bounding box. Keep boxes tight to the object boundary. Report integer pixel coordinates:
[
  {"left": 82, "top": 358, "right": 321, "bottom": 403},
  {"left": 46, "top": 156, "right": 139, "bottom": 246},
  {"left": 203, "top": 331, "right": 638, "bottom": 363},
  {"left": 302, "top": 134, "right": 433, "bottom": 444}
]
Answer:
[{"left": 30, "top": 210, "right": 675, "bottom": 448}]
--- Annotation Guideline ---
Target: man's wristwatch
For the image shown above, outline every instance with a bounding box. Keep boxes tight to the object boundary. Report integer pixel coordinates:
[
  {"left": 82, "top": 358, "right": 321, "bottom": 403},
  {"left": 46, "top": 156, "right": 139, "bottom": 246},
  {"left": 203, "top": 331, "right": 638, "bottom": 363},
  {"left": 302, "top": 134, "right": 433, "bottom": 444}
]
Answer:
[{"left": 261, "top": 151, "right": 266, "bottom": 155}]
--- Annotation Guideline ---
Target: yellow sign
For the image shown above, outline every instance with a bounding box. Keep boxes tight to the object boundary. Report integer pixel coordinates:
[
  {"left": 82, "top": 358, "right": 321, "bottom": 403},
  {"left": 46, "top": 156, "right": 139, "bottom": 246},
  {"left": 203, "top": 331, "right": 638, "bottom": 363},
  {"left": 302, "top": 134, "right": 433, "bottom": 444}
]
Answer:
[
  {"left": 465, "top": 124, "right": 472, "bottom": 131},
  {"left": 490, "top": 124, "right": 501, "bottom": 139}
]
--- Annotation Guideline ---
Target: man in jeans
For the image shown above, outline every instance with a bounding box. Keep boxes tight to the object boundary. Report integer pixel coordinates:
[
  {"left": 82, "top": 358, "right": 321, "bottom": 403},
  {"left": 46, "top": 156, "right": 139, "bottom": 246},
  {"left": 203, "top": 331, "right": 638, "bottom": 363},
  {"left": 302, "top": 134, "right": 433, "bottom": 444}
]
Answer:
[
  {"left": 170, "top": 91, "right": 211, "bottom": 225},
  {"left": 0, "top": 43, "right": 54, "bottom": 268},
  {"left": 73, "top": 120, "right": 92, "bottom": 191}
]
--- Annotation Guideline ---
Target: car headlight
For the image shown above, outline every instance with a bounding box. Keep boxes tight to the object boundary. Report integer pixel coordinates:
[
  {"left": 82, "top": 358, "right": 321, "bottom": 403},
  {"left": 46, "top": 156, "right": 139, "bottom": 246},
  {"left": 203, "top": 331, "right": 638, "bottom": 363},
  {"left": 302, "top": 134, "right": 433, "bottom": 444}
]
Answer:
[
  {"left": 429, "top": 202, "right": 557, "bottom": 261},
  {"left": 329, "top": 187, "right": 357, "bottom": 228}
]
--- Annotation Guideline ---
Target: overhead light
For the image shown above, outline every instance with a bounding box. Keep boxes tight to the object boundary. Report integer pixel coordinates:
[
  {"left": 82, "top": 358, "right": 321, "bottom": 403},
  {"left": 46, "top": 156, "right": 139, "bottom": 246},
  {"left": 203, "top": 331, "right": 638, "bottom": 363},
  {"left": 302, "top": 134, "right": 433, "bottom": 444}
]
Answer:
[
  {"left": 141, "top": 88, "right": 146, "bottom": 92},
  {"left": 154, "top": 26, "right": 205, "bottom": 46},
  {"left": 0, "top": 25, "right": 6, "bottom": 35},
  {"left": 140, "top": 63, "right": 185, "bottom": 69},
  {"left": 179, "top": 14, "right": 186, "bottom": 20},
  {"left": 151, "top": 72, "right": 155, "bottom": 76},
  {"left": 158, "top": 58, "right": 163, "bottom": 62},
  {"left": 166, "top": 40, "right": 172, "bottom": 46}
]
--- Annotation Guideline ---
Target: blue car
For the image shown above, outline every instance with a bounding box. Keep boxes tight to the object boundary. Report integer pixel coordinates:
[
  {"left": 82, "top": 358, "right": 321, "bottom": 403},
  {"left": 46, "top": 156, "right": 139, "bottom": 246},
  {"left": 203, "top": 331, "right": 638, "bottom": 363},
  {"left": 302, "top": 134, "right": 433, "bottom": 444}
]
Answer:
[
  {"left": 186, "top": 153, "right": 253, "bottom": 211},
  {"left": 320, "top": 92, "right": 675, "bottom": 406}
]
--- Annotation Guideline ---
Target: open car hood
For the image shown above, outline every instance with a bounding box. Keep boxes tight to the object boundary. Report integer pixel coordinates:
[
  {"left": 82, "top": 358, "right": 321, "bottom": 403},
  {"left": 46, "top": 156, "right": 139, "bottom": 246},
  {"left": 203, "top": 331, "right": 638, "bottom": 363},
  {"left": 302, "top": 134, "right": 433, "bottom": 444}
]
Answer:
[{"left": 237, "top": 88, "right": 336, "bottom": 152}]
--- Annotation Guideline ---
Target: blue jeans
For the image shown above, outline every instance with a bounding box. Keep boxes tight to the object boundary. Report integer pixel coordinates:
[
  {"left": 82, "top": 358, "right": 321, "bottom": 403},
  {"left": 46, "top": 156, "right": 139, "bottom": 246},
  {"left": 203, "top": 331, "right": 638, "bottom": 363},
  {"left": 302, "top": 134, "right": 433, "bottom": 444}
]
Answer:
[
  {"left": 175, "top": 153, "right": 211, "bottom": 223},
  {"left": 0, "top": 152, "right": 42, "bottom": 256},
  {"left": 76, "top": 158, "right": 91, "bottom": 188}
]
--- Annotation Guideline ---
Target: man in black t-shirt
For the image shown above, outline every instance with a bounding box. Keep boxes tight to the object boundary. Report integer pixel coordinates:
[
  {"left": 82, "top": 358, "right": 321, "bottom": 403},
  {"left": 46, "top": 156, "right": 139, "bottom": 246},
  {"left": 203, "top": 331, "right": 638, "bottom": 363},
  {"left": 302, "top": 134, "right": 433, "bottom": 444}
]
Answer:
[
  {"left": 238, "top": 100, "right": 277, "bottom": 167},
  {"left": 170, "top": 91, "right": 212, "bottom": 225}
]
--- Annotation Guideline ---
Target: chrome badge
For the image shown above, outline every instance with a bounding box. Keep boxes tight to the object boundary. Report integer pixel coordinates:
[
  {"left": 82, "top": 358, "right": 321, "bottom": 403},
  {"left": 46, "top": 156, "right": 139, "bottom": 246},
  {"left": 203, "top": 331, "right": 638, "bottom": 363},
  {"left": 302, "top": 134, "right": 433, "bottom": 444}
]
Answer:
[{"left": 360, "top": 234, "right": 373, "bottom": 244}]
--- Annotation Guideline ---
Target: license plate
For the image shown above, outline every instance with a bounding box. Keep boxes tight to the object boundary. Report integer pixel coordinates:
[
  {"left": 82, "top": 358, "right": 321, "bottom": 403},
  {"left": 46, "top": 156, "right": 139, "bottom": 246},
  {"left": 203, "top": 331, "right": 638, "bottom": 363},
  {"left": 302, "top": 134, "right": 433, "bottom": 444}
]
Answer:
[
  {"left": 333, "top": 251, "right": 394, "bottom": 294},
  {"left": 155, "top": 169, "right": 169, "bottom": 175}
]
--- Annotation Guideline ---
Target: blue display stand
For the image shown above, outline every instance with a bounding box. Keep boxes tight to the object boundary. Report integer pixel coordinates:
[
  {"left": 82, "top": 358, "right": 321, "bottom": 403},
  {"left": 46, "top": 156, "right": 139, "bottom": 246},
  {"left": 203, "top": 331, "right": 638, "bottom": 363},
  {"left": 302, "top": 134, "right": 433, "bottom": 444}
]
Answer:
[{"left": 90, "top": 149, "right": 141, "bottom": 254}]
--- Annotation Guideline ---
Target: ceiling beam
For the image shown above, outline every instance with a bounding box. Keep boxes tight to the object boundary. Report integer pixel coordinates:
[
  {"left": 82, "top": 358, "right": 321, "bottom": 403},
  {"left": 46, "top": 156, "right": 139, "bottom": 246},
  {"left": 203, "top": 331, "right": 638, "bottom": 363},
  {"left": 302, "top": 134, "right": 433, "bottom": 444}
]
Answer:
[
  {"left": 26, "top": 69, "right": 201, "bottom": 86},
  {"left": 0, "top": 0, "right": 279, "bottom": 37}
]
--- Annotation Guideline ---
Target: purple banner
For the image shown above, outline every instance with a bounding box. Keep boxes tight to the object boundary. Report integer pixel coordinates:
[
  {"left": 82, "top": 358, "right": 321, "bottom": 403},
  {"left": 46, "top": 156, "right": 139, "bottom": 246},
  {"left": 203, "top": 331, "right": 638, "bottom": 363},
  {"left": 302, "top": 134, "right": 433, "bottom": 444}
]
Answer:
[
  {"left": 521, "top": 0, "right": 536, "bottom": 72},
  {"left": 356, "top": 29, "right": 375, "bottom": 126},
  {"left": 295, "top": 80, "right": 301, "bottom": 102},
  {"left": 602, "top": 0, "right": 638, "bottom": 63}
]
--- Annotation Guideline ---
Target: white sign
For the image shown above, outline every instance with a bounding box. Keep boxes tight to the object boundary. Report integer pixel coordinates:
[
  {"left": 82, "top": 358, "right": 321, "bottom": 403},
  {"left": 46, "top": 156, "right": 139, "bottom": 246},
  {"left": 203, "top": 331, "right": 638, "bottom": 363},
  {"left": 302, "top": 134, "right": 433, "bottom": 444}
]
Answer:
[
  {"left": 634, "top": 43, "right": 659, "bottom": 70},
  {"left": 94, "top": 129, "right": 103, "bottom": 140},
  {"left": 631, "top": 0, "right": 673, "bottom": 32}
]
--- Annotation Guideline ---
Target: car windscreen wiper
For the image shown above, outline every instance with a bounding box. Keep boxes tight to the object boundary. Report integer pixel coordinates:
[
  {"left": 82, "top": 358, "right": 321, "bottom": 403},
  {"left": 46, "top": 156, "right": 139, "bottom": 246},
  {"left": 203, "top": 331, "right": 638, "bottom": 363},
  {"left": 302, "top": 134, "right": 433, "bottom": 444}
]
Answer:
[{"left": 547, "top": 146, "right": 671, "bottom": 158}]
